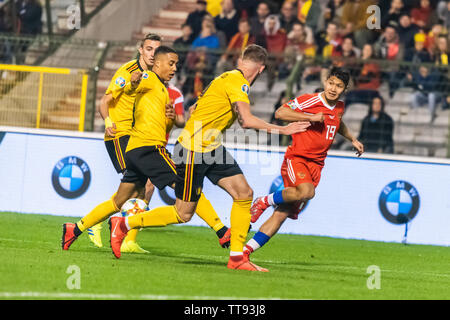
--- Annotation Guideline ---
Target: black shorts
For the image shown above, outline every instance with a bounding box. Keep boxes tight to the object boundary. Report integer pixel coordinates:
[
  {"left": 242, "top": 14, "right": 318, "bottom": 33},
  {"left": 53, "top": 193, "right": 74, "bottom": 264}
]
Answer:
[
  {"left": 172, "top": 142, "right": 243, "bottom": 202},
  {"left": 122, "top": 145, "right": 181, "bottom": 189},
  {"left": 105, "top": 135, "right": 130, "bottom": 174}
]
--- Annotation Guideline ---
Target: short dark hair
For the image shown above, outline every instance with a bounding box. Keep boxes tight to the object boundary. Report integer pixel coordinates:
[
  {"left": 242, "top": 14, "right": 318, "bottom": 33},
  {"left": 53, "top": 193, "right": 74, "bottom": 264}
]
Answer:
[
  {"left": 154, "top": 45, "right": 178, "bottom": 59},
  {"left": 327, "top": 67, "right": 351, "bottom": 88},
  {"left": 140, "top": 33, "right": 162, "bottom": 47},
  {"left": 242, "top": 44, "right": 268, "bottom": 64}
]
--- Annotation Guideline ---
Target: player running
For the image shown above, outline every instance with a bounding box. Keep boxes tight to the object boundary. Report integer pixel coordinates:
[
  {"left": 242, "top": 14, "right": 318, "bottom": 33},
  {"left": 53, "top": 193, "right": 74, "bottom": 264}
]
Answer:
[
  {"left": 107, "top": 44, "right": 310, "bottom": 272},
  {"left": 245, "top": 68, "right": 364, "bottom": 257},
  {"left": 62, "top": 46, "right": 232, "bottom": 254},
  {"left": 87, "top": 33, "right": 163, "bottom": 253}
]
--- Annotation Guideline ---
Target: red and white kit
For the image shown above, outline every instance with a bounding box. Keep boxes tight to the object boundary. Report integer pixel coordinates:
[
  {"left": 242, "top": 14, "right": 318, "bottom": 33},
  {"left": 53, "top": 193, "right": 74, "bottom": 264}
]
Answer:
[{"left": 281, "top": 92, "right": 345, "bottom": 218}]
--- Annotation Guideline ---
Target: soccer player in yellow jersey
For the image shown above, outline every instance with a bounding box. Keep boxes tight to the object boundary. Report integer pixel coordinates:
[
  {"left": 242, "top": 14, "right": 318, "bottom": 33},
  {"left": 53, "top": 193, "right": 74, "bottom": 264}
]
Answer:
[
  {"left": 62, "top": 46, "right": 231, "bottom": 255},
  {"left": 86, "top": 34, "right": 162, "bottom": 253},
  {"left": 108, "top": 45, "right": 311, "bottom": 271}
]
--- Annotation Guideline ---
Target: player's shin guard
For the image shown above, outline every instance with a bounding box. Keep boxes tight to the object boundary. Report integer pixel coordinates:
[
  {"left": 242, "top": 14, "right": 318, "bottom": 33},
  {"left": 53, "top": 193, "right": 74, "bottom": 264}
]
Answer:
[
  {"left": 126, "top": 205, "right": 185, "bottom": 229},
  {"left": 230, "top": 198, "right": 252, "bottom": 253},
  {"left": 76, "top": 196, "right": 119, "bottom": 232},
  {"left": 196, "top": 193, "right": 225, "bottom": 232}
]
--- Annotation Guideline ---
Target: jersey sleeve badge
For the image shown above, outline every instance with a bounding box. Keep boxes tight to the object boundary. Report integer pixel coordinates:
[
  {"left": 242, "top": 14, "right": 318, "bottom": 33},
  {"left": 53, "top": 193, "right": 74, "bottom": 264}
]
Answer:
[
  {"left": 241, "top": 84, "right": 249, "bottom": 95},
  {"left": 115, "top": 76, "right": 126, "bottom": 88}
]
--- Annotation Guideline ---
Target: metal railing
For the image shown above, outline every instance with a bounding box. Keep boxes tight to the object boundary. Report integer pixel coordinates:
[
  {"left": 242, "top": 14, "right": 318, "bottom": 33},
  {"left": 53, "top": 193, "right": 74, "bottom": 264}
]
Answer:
[{"left": 0, "top": 63, "right": 89, "bottom": 131}]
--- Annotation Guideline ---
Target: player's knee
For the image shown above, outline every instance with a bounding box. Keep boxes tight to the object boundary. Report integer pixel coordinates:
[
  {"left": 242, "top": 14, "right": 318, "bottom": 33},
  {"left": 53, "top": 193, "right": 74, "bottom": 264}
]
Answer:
[
  {"left": 234, "top": 187, "right": 253, "bottom": 201},
  {"left": 145, "top": 180, "right": 155, "bottom": 192},
  {"left": 293, "top": 185, "right": 315, "bottom": 201}
]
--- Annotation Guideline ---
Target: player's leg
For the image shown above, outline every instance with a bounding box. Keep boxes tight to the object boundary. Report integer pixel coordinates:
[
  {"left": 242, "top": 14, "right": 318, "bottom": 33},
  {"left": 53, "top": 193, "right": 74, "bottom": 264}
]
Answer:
[
  {"left": 215, "top": 174, "right": 267, "bottom": 272},
  {"left": 120, "top": 179, "right": 155, "bottom": 253},
  {"left": 87, "top": 136, "right": 129, "bottom": 248},
  {"left": 251, "top": 157, "right": 315, "bottom": 222},
  {"left": 244, "top": 201, "right": 308, "bottom": 256},
  {"left": 62, "top": 181, "right": 139, "bottom": 250}
]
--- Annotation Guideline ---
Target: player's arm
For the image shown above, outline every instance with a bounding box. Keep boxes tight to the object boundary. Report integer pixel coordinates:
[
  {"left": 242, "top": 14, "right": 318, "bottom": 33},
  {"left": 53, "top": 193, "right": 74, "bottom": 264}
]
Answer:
[
  {"left": 232, "top": 101, "right": 310, "bottom": 135},
  {"left": 98, "top": 93, "right": 116, "bottom": 138},
  {"left": 338, "top": 120, "right": 364, "bottom": 157},
  {"left": 123, "top": 71, "right": 143, "bottom": 95},
  {"left": 275, "top": 105, "right": 324, "bottom": 123}
]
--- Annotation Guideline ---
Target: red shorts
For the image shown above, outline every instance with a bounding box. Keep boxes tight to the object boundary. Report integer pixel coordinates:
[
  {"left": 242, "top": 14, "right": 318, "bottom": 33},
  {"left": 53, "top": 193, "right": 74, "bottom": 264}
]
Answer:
[{"left": 280, "top": 156, "right": 323, "bottom": 219}]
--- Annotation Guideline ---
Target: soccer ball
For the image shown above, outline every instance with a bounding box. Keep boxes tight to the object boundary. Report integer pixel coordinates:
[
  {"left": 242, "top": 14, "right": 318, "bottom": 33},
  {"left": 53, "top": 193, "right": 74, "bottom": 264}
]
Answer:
[{"left": 120, "top": 198, "right": 148, "bottom": 217}]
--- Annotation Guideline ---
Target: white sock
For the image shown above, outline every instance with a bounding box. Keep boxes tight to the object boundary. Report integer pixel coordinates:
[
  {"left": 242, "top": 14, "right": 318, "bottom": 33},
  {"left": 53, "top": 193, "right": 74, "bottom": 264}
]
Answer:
[
  {"left": 266, "top": 193, "right": 275, "bottom": 206},
  {"left": 124, "top": 217, "right": 131, "bottom": 231},
  {"left": 246, "top": 238, "right": 261, "bottom": 252},
  {"left": 230, "top": 251, "right": 243, "bottom": 257}
]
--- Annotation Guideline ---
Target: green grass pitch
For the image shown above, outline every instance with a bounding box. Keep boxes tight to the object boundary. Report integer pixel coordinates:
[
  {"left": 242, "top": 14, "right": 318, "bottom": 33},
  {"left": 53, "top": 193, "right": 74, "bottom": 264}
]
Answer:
[{"left": 1, "top": 211, "right": 449, "bottom": 300}]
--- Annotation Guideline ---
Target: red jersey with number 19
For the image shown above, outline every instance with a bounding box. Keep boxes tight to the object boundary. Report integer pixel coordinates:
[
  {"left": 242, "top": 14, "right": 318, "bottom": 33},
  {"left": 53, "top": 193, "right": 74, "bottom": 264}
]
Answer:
[{"left": 283, "top": 92, "right": 345, "bottom": 166}]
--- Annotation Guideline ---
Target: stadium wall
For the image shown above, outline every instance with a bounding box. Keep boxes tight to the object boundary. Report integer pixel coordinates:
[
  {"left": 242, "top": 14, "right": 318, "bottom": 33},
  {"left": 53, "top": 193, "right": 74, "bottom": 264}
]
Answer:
[{"left": 2, "top": 127, "right": 450, "bottom": 246}]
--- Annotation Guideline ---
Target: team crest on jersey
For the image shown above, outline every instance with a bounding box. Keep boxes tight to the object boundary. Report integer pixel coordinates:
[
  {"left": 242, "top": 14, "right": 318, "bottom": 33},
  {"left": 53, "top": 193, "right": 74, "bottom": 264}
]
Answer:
[
  {"left": 115, "top": 76, "right": 126, "bottom": 88},
  {"left": 142, "top": 72, "right": 149, "bottom": 79},
  {"left": 241, "top": 84, "right": 249, "bottom": 95},
  {"left": 297, "top": 172, "right": 306, "bottom": 179}
]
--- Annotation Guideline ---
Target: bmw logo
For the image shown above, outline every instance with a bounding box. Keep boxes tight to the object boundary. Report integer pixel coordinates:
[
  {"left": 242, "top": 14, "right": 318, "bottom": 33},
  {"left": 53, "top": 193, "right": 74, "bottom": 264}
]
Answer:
[
  {"left": 378, "top": 180, "right": 420, "bottom": 225},
  {"left": 52, "top": 156, "right": 91, "bottom": 199}
]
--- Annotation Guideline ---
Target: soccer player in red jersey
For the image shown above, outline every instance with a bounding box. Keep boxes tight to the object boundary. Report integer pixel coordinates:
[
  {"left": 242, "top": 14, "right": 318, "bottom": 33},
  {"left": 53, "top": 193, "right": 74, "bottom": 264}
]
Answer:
[{"left": 246, "top": 68, "right": 364, "bottom": 255}]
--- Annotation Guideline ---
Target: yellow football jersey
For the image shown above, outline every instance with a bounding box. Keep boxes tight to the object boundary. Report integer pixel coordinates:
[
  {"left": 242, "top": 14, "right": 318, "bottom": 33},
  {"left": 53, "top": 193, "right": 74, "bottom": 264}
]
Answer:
[
  {"left": 178, "top": 69, "right": 250, "bottom": 153},
  {"left": 104, "top": 59, "right": 143, "bottom": 141},
  {"left": 126, "top": 71, "right": 171, "bottom": 152}
]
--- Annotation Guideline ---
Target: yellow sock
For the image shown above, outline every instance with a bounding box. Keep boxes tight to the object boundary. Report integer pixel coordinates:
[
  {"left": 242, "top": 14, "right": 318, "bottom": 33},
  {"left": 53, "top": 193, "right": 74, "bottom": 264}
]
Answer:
[
  {"left": 76, "top": 197, "right": 119, "bottom": 232},
  {"left": 196, "top": 193, "right": 225, "bottom": 232},
  {"left": 127, "top": 205, "right": 185, "bottom": 229},
  {"left": 230, "top": 198, "right": 252, "bottom": 253}
]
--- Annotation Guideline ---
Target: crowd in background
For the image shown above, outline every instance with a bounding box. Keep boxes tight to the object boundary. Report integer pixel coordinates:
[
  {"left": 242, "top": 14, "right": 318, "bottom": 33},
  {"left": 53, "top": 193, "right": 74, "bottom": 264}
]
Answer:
[
  {"left": 173, "top": 0, "right": 450, "bottom": 153},
  {"left": 0, "top": 0, "right": 43, "bottom": 64}
]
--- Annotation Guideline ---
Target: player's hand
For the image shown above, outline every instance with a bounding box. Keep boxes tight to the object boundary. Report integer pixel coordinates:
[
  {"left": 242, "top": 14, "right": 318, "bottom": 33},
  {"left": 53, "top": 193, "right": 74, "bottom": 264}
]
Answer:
[
  {"left": 188, "top": 103, "right": 197, "bottom": 115},
  {"left": 165, "top": 103, "right": 176, "bottom": 120},
  {"left": 130, "top": 71, "right": 143, "bottom": 88},
  {"left": 352, "top": 139, "right": 364, "bottom": 157},
  {"left": 105, "top": 121, "right": 116, "bottom": 138},
  {"left": 310, "top": 112, "right": 324, "bottom": 123},
  {"left": 281, "top": 121, "right": 311, "bottom": 135}
]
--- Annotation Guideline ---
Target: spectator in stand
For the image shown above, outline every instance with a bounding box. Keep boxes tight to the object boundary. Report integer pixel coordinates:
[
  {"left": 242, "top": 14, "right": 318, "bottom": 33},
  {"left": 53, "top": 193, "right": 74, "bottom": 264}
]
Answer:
[
  {"left": 295, "top": 0, "right": 323, "bottom": 33},
  {"left": 344, "top": 44, "right": 381, "bottom": 107},
  {"left": 330, "top": 36, "right": 360, "bottom": 77},
  {"left": 408, "top": 65, "right": 442, "bottom": 122},
  {"left": 433, "top": 34, "right": 449, "bottom": 66},
  {"left": 323, "top": 0, "right": 346, "bottom": 28},
  {"left": 185, "top": 0, "right": 208, "bottom": 39},
  {"left": 381, "top": 0, "right": 406, "bottom": 29},
  {"left": 233, "top": 0, "right": 260, "bottom": 19},
  {"left": 432, "top": 34, "right": 449, "bottom": 109},
  {"left": 425, "top": 23, "right": 445, "bottom": 54},
  {"left": 191, "top": 17, "right": 221, "bottom": 50},
  {"left": 249, "top": 1, "right": 271, "bottom": 46},
  {"left": 279, "top": 1, "right": 300, "bottom": 34},
  {"left": 17, "top": 0, "right": 42, "bottom": 35},
  {"left": 316, "top": 21, "right": 343, "bottom": 58},
  {"left": 397, "top": 13, "right": 421, "bottom": 50},
  {"left": 214, "top": 0, "right": 240, "bottom": 43},
  {"left": 437, "top": 1, "right": 450, "bottom": 30},
  {"left": 404, "top": 32, "right": 432, "bottom": 64},
  {"left": 358, "top": 96, "right": 394, "bottom": 154},
  {"left": 216, "top": 19, "right": 255, "bottom": 73},
  {"left": 282, "top": 21, "right": 315, "bottom": 79},
  {"left": 263, "top": 14, "right": 287, "bottom": 91},
  {"left": 410, "top": 0, "right": 439, "bottom": 30},
  {"left": 173, "top": 24, "right": 194, "bottom": 74},
  {"left": 0, "top": 6, "right": 13, "bottom": 64},
  {"left": 374, "top": 24, "right": 404, "bottom": 97},
  {"left": 340, "top": 0, "right": 377, "bottom": 49}
]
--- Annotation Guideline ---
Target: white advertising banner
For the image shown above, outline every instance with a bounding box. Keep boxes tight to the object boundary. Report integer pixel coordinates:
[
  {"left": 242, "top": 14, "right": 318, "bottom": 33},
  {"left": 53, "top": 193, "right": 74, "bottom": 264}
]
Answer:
[{"left": 1, "top": 128, "right": 450, "bottom": 246}]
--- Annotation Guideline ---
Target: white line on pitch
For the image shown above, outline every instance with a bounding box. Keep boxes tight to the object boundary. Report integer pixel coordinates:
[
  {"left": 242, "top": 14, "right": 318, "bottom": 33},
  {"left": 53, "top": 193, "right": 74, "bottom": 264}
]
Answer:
[{"left": 0, "top": 292, "right": 293, "bottom": 300}]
